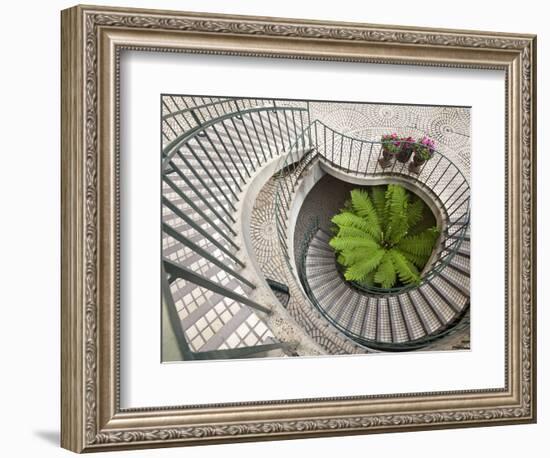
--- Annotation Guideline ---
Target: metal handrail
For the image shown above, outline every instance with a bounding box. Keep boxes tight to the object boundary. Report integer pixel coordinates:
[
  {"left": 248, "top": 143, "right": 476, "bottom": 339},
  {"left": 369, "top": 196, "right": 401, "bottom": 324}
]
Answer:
[
  {"left": 162, "top": 105, "right": 309, "bottom": 167},
  {"left": 162, "top": 99, "right": 311, "bottom": 325},
  {"left": 297, "top": 220, "right": 470, "bottom": 351}
]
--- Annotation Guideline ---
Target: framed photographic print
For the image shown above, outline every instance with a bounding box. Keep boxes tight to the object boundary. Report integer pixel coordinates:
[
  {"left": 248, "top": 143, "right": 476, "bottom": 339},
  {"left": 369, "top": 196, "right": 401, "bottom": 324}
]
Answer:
[{"left": 61, "top": 4, "right": 537, "bottom": 453}]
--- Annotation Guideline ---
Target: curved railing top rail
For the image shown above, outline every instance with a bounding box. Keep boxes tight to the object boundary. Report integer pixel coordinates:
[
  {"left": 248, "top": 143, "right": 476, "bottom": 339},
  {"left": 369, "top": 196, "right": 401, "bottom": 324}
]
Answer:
[
  {"left": 274, "top": 119, "right": 470, "bottom": 295},
  {"left": 296, "top": 219, "right": 470, "bottom": 351},
  {"left": 162, "top": 105, "right": 310, "bottom": 168}
]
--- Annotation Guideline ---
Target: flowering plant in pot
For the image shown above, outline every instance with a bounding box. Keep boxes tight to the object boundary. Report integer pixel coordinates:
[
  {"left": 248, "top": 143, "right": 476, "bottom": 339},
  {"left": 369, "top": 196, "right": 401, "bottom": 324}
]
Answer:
[
  {"left": 396, "top": 136, "right": 415, "bottom": 163},
  {"left": 378, "top": 133, "right": 400, "bottom": 168},
  {"left": 409, "top": 136, "right": 436, "bottom": 174}
]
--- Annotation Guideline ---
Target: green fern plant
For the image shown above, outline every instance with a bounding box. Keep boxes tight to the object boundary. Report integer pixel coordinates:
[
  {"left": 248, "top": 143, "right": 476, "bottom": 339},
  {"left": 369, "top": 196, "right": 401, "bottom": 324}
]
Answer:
[{"left": 329, "top": 185, "right": 440, "bottom": 289}]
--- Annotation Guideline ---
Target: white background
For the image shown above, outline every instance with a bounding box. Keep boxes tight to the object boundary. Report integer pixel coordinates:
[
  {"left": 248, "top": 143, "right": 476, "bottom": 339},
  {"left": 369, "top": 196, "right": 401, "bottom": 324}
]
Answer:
[
  {"left": 122, "top": 53, "right": 504, "bottom": 407},
  {"left": 0, "top": 0, "right": 546, "bottom": 457}
]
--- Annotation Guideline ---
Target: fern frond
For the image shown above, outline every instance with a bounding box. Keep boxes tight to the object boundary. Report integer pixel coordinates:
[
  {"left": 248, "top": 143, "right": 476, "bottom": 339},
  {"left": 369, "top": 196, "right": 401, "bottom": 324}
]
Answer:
[
  {"left": 329, "top": 236, "right": 379, "bottom": 252},
  {"left": 389, "top": 249, "right": 420, "bottom": 285},
  {"left": 371, "top": 186, "right": 387, "bottom": 229},
  {"left": 334, "top": 226, "right": 376, "bottom": 242},
  {"left": 343, "top": 248, "right": 385, "bottom": 282},
  {"left": 385, "top": 184, "right": 409, "bottom": 244},
  {"left": 350, "top": 189, "right": 382, "bottom": 241},
  {"left": 397, "top": 227, "right": 440, "bottom": 257},
  {"left": 337, "top": 246, "right": 382, "bottom": 266},
  {"left": 359, "top": 270, "right": 376, "bottom": 287},
  {"left": 400, "top": 249, "right": 430, "bottom": 268},
  {"left": 407, "top": 197, "right": 424, "bottom": 229},
  {"left": 374, "top": 252, "right": 397, "bottom": 288},
  {"left": 331, "top": 212, "right": 370, "bottom": 233}
]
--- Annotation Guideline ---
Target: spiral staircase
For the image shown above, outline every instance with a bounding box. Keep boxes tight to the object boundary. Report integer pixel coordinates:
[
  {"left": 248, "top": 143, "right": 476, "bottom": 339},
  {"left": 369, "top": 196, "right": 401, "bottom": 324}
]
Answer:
[{"left": 161, "top": 96, "right": 470, "bottom": 360}]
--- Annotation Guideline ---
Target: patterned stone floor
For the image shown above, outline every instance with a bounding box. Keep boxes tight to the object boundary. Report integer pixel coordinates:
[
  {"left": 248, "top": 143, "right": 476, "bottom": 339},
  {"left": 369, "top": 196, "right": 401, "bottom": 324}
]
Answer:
[{"left": 309, "top": 102, "right": 471, "bottom": 183}]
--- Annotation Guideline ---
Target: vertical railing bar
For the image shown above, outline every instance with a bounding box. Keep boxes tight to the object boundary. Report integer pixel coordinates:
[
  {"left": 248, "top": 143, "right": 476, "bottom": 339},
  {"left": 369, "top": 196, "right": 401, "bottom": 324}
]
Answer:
[
  {"left": 178, "top": 148, "right": 237, "bottom": 215},
  {"left": 190, "top": 96, "right": 209, "bottom": 124},
  {"left": 249, "top": 111, "right": 268, "bottom": 162},
  {"left": 168, "top": 96, "right": 194, "bottom": 131},
  {"left": 210, "top": 124, "right": 246, "bottom": 183},
  {"left": 222, "top": 118, "right": 254, "bottom": 175},
  {"left": 191, "top": 137, "right": 239, "bottom": 201},
  {"left": 323, "top": 125, "right": 327, "bottom": 162},
  {"left": 228, "top": 117, "right": 257, "bottom": 171},
  {"left": 441, "top": 177, "right": 465, "bottom": 207},
  {"left": 373, "top": 144, "right": 381, "bottom": 174},
  {"left": 257, "top": 111, "right": 274, "bottom": 159},
  {"left": 165, "top": 164, "right": 237, "bottom": 234},
  {"left": 201, "top": 131, "right": 243, "bottom": 192},
  {"left": 161, "top": 101, "right": 180, "bottom": 137},
  {"left": 198, "top": 96, "right": 214, "bottom": 121},
  {"left": 339, "top": 134, "right": 344, "bottom": 169},
  {"left": 290, "top": 111, "right": 299, "bottom": 150},
  {"left": 314, "top": 121, "right": 319, "bottom": 157},
  {"left": 331, "top": 130, "right": 335, "bottom": 164},
  {"left": 162, "top": 196, "right": 243, "bottom": 266},
  {"left": 306, "top": 101, "right": 312, "bottom": 151},
  {"left": 178, "top": 97, "right": 199, "bottom": 130},
  {"left": 267, "top": 111, "right": 279, "bottom": 156},
  {"left": 446, "top": 188, "right": 470, "bottom": 216},
  {"left": 431, "top": 162, "right": 452, "bottom": 190},
  {"left": 282, "top": 109, "right": 292, "bottom": 151},
  {"left": 239, "top": 113, "right": 262, "bottom": 166},
  {"left": 361, "top": 142, "right": 369, "bottom": 175},
  {"left": 273, "top": 109, "right": 285, "bottom": 152},
  {"left": 439, "top": 170, "right": 461, "bottom": 196},
  {"left": 299, "top": 111, "right": 305, "bottom": 152},
  {"left": 347, "top": 138, "right": 353, "bottom": 172},
  {"left": 424, "top": 155, "right": 444, "bottom": 183}
]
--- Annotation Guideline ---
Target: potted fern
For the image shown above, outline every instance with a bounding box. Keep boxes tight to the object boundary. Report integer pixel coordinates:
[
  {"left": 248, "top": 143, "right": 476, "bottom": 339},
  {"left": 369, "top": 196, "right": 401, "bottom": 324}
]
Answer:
[
  {"left": 378, "top": 133, "right": 400, "bottom": 168},
  {"left": 329, "top": 185, "right": 440, "bottom": 289},
  {"left": 396, "top": 136, "right": 415, "bottom": 163},
  {"left": 408, "top": 136, "right": 436, "bottom": 174}
]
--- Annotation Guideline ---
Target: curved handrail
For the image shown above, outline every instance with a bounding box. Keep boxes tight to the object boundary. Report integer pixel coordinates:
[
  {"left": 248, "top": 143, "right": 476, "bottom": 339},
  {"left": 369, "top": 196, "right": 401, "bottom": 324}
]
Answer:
[
  {"left": 274, "top": 120, "right": 470, "bottom": 295},
  {"left": 297, "top": 220, "right": 470, "bottom": 351},
  {"left": 162, "top": 105, "right": 309, "bottom": 167}
]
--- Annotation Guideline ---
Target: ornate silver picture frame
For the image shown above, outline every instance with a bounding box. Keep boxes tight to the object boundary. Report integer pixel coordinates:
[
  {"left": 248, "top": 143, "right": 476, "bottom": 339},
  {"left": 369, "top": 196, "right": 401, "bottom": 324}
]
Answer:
[{"left": 61, "top": 4, "right": 536, "bottom": 453}]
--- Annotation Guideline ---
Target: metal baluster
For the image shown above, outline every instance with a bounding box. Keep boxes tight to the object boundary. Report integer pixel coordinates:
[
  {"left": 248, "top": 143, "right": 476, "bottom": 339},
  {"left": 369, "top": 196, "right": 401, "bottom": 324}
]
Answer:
[
  {"left": 209, "top": 124, "right": 246, "bottom": 183},
  {"left": 339, "top": 134, "right": 344, "bottom": 169},
  {"left": 257, "top": 111, "right": 274, "bottom": 159},
  {"left": 238, "top": 114, "right": 262, "bottom": 166},
  {"left": 373, "top": 144, "right": 382, "bottom": 174},
  {"left": 447, "top": 188, "right": 471, "bottom": 217},
  {"left": 273, "top": 108, "right": 285, "bottom": 152},
  {"left": 266, "top": 111, "right": 280, "bottom": 156},
  {"left": 221, "top": 119, "right": 254, "bottom": 174},
  {"left": 282, "top": 109, "right": 292, "bottom": 151},
  {"left": 163, "top": 171, "right": 237, "bottom": 238},
  {"left": 424, "top": 155, "right": 444, "bottom": 183},
  {"left": 347, "top": 138, "right": 354, "bottom": 172},
  {"left": 248, "top": 112, "right": 268, "bottom": 162},
  {"left": 199, "top": 131, "right": 243, "bottom": 193},
  {"left": 169, "top": 95, "right": 195, "bottom": 130},
  {"left": 331, "top": 130, "right": 335, "bottom": 164},
  {"left": 162, "top": 196, "right": 243, "bottom": 267},
  {"left": 228, "top": 116, "right": 258, "bottom": 170},
  {"left": 161, "top": 100, "right": 180, "bottom": 137},
  {"left": 187, "top": 138, "right": 239, "bottom": 202},
  {"left": 299, "top": 110, "right": 305, "bottom": 152},
  {"left": 431, "top": 162, "right": 453, "bottom": 190},
  {"left": 177, "top": 148, "right": 237, "bottom": 215}
]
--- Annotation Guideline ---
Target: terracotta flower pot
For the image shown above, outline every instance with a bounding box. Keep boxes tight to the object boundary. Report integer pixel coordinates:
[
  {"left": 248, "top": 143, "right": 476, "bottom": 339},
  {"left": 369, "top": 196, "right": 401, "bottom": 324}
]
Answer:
[
  {"left": 378, "top": 148, "right": 394, "bottom": 168},
  {"left": 396, "top": 148, "right": 413, "bottom": 163},
  {"left": 408, "top": 152, "right": 428, "bottom": 174}
]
